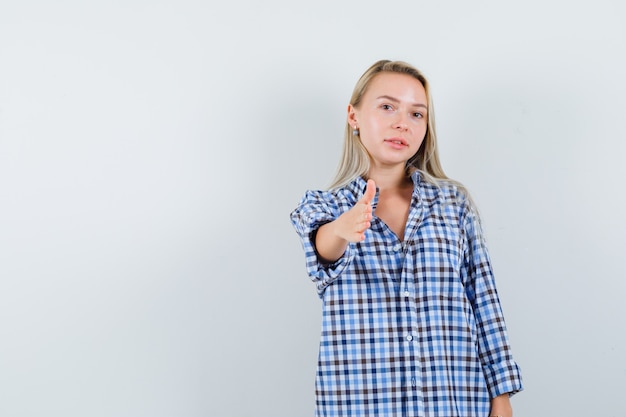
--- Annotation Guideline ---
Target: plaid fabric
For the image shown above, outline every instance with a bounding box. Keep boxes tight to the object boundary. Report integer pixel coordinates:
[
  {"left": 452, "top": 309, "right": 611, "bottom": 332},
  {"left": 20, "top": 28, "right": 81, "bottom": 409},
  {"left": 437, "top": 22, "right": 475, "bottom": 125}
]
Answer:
[{"left": 290, "top": 172, "right": 523, "bottom": 417}]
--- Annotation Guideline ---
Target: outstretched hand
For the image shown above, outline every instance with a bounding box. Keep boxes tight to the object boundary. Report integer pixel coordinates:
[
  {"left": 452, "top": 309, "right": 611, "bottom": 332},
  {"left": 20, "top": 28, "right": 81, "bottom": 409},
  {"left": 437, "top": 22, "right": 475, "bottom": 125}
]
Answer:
[{"left": 335, "top": 179, "right": 376, "bottom": 242}]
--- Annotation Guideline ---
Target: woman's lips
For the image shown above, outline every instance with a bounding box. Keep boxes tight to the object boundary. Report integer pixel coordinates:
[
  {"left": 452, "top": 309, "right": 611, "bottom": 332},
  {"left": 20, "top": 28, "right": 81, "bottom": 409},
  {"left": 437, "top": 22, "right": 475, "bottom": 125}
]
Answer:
[{"left": 384, "top": 138, "right": 408, "bottom": 149}]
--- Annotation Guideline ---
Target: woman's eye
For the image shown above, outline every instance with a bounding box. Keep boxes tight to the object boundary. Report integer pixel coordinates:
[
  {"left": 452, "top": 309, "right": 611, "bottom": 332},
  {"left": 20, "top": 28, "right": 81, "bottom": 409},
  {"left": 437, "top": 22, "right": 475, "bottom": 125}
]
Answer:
[
  {"left": 413, "top": 112, "right": 424, "bottom": 118},
  {"left": 381, "top": 104, "right": 393, "bottom": 110}
]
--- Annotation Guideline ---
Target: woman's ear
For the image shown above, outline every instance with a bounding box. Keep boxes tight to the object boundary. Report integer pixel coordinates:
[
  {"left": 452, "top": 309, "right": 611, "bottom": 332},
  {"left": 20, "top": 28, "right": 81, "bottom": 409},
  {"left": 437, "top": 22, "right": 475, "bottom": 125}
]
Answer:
[{"left": 347, "top": 104, "right": 358, "bottom": 126}]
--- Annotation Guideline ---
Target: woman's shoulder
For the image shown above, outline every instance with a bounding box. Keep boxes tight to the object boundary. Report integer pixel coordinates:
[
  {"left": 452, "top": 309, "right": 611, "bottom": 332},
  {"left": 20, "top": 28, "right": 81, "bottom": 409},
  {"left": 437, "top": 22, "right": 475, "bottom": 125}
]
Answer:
[
  {"left": 421, "top": 177, "right": 470, "bottom": 203},
  {"left": 300, "top": 177, "right": 364, "bottom": 205},
  {"left": 299, "top": 186, "right": 345, "bottom": 201},
  {"left": 291, "top": 182, "right": 361, "bottom": 225}
]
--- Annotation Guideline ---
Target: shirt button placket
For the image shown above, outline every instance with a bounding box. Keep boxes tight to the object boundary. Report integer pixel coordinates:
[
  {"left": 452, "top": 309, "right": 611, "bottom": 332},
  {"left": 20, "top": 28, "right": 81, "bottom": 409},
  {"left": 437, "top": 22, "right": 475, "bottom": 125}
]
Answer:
[{"left": 398, "top": 239, "right": 418, "bottom": 408}]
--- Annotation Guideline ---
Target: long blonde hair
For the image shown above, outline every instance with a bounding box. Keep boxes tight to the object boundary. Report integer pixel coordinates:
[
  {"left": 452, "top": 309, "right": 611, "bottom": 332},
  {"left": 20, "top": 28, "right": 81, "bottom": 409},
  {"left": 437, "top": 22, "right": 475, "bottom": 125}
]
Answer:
[{"left": 329, "top": 60, "right": 460, "bottom": 191}]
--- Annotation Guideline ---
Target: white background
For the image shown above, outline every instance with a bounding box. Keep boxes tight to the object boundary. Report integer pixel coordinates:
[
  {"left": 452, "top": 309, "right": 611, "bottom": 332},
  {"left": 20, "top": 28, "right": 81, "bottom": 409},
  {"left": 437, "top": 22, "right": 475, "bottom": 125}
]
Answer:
[{"left": 1, "top": 1, "right": 625, "bottom": 416}]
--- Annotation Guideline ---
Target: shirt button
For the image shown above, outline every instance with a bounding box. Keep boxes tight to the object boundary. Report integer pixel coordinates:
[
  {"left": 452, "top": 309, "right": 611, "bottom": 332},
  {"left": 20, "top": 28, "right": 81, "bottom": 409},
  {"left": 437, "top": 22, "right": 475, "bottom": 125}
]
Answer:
[
  {"left": 392, "top": 243, "right": 402, "bottom": 252},
  {"left": 406, "top": 334, "right": 413, "bottom": 341},
  {"left": 404, "top": 290, "right": 410, "bottom": 297},
  {"left": 411, "top": 378, "right": 417, "bottom": 387}
]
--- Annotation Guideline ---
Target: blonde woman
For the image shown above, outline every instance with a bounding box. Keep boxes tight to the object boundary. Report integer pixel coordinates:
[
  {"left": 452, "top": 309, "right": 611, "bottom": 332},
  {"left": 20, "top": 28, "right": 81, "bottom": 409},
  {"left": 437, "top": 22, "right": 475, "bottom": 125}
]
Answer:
[{"left": 291, "top": 60, "right": 523, "bottom": 416}]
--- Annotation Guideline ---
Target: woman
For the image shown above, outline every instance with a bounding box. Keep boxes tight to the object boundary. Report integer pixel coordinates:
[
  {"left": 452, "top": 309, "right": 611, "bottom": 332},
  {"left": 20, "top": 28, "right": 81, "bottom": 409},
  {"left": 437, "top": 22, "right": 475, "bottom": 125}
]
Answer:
[{"left": 290, "top": 60, "right": 523, "bottom": 416}]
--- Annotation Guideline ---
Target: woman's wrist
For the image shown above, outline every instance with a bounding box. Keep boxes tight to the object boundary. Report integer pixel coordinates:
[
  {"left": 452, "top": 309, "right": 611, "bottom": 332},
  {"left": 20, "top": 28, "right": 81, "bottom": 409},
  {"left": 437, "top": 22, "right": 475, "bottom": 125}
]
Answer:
[{"left": 489, "top": 393, "right": 512, "bottom": 417}]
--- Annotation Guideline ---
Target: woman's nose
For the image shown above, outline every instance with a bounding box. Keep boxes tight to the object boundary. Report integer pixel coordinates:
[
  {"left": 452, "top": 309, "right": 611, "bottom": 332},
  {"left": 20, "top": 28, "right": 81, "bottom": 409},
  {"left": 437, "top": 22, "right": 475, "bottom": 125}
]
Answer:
[{"left": 392, "top": 114, "right": 408, "bottom": 130}]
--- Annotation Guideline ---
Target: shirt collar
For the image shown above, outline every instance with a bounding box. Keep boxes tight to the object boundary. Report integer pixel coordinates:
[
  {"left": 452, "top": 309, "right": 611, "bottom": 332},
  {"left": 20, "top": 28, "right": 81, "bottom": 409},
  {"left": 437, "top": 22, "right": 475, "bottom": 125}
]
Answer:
[{"left": 344, "top": 171, "right": 422, "bottom": 208}]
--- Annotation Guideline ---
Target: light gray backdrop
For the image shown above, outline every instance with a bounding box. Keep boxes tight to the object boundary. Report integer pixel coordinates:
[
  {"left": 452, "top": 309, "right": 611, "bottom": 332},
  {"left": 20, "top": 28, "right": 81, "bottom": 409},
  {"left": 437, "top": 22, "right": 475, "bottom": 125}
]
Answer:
[{"left": 1, "top": 1, "right": 625, "bottom": 416}]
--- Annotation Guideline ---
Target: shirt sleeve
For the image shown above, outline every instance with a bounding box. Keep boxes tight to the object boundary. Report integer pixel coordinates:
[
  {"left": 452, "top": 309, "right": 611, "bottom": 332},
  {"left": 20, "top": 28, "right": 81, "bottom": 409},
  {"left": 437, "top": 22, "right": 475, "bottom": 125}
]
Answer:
[
  {"left": 290, "top": 190, "right": 355, "bottom": 296},
  {"left": 461, "top": 203, "right": 524, "bottom": 398}
]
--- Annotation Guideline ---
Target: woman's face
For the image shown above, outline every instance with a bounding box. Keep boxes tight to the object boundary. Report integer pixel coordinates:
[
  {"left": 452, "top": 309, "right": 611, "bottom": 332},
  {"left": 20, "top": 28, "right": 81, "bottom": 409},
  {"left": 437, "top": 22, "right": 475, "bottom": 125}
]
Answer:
[{"left": 349, "top": 72, "right": 428, "bottom": 170}]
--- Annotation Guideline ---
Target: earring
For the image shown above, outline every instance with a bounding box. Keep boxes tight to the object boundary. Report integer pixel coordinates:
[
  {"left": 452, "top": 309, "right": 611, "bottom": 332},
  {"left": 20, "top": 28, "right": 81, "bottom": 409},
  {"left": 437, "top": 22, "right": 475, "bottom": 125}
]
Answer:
[{"left": 352, "top": 126, "right": 360, "bottom": 136}]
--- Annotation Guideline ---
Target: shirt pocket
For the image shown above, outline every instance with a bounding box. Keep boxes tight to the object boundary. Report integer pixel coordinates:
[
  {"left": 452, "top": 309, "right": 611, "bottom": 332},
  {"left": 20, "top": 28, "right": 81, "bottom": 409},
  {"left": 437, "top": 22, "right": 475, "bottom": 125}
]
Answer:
[{"left": 409, "top": 224, "right": 465, "bottom": 299}]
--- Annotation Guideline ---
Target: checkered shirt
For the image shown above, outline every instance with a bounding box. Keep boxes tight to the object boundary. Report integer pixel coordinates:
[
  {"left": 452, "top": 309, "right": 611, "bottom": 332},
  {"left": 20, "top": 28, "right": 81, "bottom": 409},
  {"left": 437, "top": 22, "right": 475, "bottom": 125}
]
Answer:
[{"left": 290, "top": 172, "right": 523, "bottom": 416}]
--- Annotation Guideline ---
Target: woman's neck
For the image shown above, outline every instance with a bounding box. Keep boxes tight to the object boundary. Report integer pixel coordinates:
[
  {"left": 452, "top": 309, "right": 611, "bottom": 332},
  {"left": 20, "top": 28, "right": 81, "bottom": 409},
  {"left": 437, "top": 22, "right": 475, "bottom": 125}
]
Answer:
[{"left": 367, "top": 165, "right": 411, "bottom": 191}]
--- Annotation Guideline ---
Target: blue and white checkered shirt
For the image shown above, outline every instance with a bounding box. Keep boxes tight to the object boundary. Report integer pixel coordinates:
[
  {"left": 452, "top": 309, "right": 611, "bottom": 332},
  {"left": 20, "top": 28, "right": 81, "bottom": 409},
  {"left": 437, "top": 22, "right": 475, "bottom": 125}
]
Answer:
[{"left": 290, "top": 172, "right": 523, "bottom": 416}]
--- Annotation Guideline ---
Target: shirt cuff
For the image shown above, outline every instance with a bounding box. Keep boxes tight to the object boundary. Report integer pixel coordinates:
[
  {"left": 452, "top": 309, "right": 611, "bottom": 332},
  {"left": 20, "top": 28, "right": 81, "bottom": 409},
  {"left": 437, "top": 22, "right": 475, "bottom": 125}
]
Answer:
[
  {"left": 484, "top": 359, "right": 524, "bottom": 398},
  {"left": 309, "top": 242, "right": 355, "bottom": 296}
]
